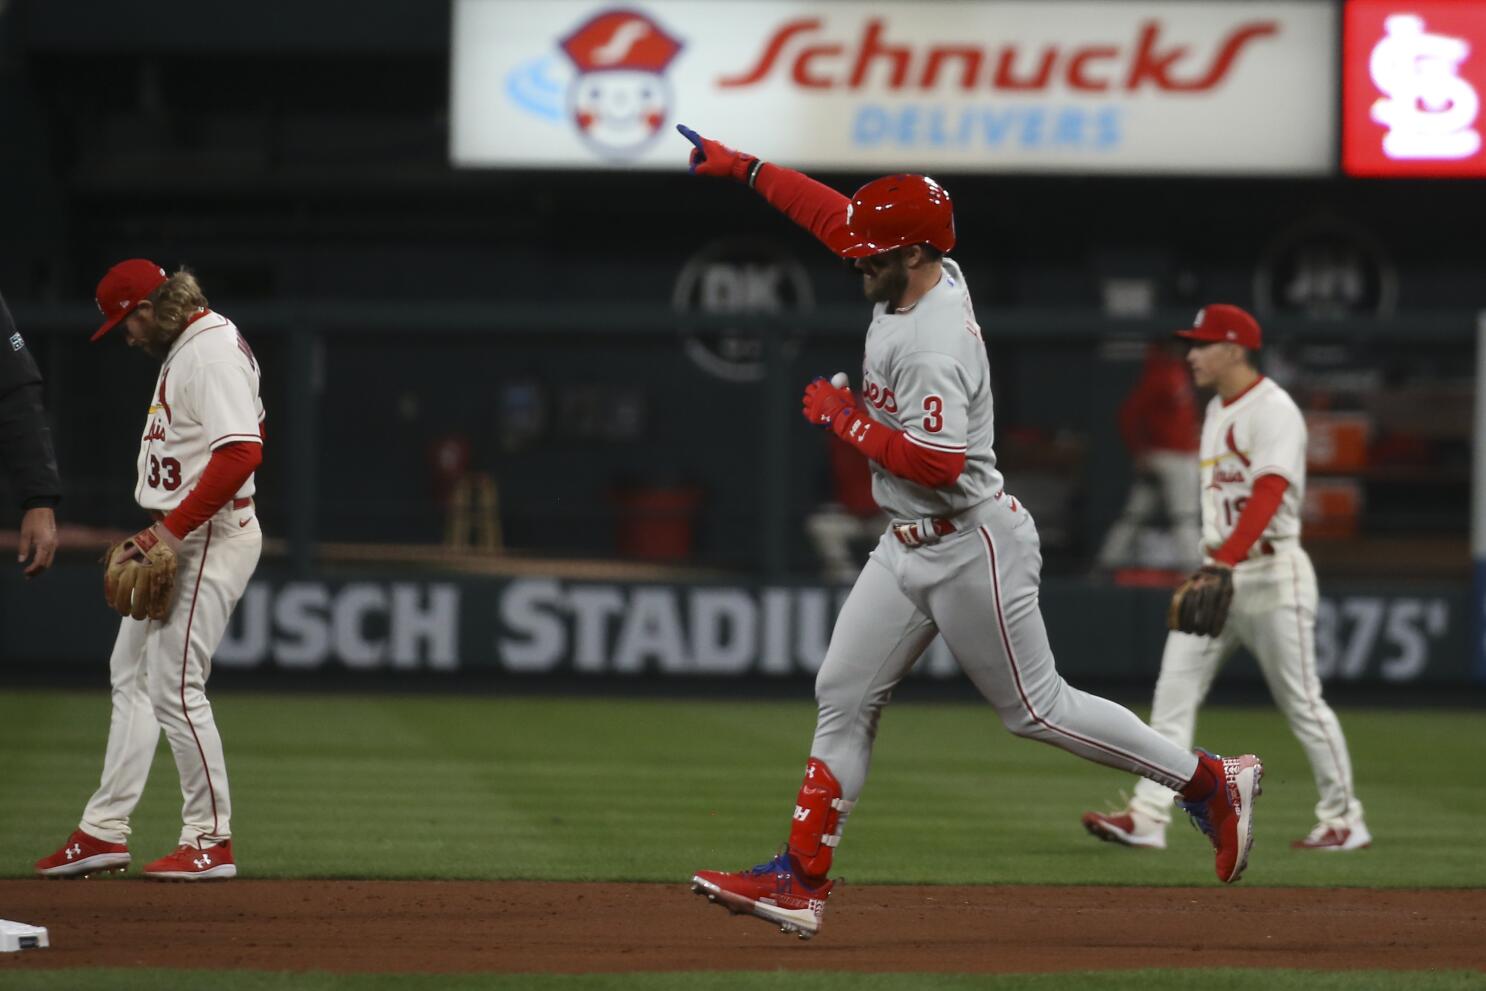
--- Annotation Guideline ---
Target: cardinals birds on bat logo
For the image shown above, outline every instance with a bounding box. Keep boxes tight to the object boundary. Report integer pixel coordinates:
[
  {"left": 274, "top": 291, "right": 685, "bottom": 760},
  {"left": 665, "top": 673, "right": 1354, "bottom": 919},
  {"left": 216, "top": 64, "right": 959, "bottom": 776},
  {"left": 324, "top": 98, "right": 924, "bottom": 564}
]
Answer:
[{"left": 507, "top": 8, "right": 683, "bottom": 159}]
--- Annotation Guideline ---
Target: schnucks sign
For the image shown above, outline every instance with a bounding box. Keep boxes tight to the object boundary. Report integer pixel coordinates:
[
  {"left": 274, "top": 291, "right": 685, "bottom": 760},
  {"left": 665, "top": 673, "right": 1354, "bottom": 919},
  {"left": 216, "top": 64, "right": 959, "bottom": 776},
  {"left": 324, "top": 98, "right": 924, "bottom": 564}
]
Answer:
[{"left": 451, "top": 0, "right": 1336, "bottom": 173}]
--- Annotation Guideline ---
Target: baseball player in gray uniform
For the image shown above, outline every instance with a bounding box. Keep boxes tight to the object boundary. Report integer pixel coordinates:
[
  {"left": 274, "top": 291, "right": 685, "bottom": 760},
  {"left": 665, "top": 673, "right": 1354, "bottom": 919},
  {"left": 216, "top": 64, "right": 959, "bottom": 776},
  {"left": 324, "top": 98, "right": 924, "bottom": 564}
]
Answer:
[
  {"left": 677, "top": 125, "right": 1265, "bottom": 939},
  {"left": 1083, "top": 305, "right": 1370, "bottom": 853}
]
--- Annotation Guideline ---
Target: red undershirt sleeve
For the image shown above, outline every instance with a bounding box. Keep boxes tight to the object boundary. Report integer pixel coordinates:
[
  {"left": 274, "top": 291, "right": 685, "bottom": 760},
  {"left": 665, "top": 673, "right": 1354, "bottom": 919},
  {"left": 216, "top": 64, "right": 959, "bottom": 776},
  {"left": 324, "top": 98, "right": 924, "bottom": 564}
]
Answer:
[
  {"left": 752, "top": 163, "right": 852, "bottom": 257},
  {"left": 1211, "top": 473, "right": 1288, "bottom": 566},
  {"left": 832, "top": 411, "right": 966, "bottom": 488},
  {"left": 160, "top": 440, "right": 263, "bottom": 539}
]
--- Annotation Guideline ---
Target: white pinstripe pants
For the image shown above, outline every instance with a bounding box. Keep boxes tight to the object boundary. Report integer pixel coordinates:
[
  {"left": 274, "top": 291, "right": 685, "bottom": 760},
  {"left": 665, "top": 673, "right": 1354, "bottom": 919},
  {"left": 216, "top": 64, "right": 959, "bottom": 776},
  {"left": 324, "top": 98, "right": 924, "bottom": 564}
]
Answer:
[
  {"left": 810, "top": 495, "right": 1199, "bottom": 805},
  {"left": 80, "top": 514, "right": 261, "bottom": 846},
  {"left": 1129, "top": 546, "right": 1364, "bottom": 829}
]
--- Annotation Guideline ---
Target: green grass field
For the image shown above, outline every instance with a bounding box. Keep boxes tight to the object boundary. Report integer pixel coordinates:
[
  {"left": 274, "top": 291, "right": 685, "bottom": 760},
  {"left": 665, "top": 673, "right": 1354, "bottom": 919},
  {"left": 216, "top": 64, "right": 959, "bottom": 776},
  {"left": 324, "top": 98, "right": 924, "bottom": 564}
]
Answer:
[
  {"left": 2, "top": 689, "right": 1483, "bottom": 990},
  {"left": 3, "top": 690, "right": 1481, "bottom": 886}
]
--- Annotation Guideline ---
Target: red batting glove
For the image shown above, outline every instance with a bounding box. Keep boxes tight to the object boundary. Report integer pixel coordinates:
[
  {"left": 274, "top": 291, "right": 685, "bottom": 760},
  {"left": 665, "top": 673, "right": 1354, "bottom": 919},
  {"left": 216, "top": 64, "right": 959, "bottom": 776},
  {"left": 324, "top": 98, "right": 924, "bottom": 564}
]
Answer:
[
  {"left": 802, "top": 377, "right": 855, "bottom": 428},
  {"left": 676, "top": 124, "right": 762, "bottom": 185}
]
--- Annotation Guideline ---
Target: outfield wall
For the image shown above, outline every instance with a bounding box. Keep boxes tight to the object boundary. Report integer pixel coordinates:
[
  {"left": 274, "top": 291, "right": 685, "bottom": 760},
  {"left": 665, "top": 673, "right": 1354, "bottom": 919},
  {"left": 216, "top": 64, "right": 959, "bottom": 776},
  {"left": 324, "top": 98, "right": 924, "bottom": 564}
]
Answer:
[{"left": 0, "top": 566, "right": 1470, "bottom": 686}]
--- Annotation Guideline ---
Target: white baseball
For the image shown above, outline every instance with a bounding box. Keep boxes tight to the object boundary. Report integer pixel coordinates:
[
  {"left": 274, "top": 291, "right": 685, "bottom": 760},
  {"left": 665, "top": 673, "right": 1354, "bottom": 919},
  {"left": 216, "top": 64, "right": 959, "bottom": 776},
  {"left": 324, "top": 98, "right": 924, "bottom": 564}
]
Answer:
[{"left": 830, "top": 372, "right": 849, "bottom": 390}]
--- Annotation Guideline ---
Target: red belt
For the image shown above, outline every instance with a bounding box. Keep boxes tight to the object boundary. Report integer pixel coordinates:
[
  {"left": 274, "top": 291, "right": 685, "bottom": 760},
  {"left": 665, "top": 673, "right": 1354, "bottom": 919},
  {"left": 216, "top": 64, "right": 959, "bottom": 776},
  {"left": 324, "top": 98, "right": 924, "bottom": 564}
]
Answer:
[{"left": 150, "top": 497, "right": 251, "bottom": 522}]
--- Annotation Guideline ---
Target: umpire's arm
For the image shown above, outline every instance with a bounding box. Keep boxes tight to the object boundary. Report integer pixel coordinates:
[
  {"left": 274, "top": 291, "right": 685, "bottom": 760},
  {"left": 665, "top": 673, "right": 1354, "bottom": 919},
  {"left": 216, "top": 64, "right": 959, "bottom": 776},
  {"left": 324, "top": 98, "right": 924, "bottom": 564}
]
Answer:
[{"left": 0, "top": 293, "right": 62, "bottom": 575}]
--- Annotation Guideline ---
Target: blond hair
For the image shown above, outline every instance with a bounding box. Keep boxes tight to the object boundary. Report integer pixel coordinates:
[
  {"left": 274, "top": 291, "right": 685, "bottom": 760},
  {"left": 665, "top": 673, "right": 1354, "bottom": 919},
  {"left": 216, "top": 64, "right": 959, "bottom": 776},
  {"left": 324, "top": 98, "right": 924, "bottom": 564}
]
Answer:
[{"left": 148, "top": 268, "right": 209, "bottom": 335}]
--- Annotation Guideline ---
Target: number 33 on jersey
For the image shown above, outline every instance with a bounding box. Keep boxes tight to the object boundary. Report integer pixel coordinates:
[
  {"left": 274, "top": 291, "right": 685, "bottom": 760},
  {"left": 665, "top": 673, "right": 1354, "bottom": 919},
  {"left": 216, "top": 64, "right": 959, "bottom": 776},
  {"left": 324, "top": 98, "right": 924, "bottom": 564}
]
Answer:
[{"left": 135, "top": 312, "right": 265, "bottom": 511}]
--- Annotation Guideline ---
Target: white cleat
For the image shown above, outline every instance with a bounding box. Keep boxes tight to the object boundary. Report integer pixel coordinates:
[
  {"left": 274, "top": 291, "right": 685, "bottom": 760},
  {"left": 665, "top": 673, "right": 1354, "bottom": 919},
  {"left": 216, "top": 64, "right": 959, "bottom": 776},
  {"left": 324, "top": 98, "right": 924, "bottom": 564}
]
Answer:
[
  {"left": 1292, "top": 822, "right": 1372, "bottom": 851},
  {"left": 1081, "top": 808, "right": 1168, "bottom": 849}
]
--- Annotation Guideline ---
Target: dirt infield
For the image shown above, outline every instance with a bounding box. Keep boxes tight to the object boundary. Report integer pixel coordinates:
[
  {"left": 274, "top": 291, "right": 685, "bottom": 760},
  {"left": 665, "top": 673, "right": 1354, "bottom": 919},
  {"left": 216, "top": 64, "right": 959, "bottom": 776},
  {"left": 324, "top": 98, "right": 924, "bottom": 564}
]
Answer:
[{"left": 2, "top": 880, "right": 1482, "bottom": 974}]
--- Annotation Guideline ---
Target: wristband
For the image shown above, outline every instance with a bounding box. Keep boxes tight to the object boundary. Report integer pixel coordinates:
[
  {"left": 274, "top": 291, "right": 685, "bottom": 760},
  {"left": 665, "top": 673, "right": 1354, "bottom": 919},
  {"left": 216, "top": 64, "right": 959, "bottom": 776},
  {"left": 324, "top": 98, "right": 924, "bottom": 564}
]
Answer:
[
  {"left": 830, "top": 406, "right": 862, "bottom": 437},
  {"left": 747, "top": 159, "right": 765, "bottom": 189}
]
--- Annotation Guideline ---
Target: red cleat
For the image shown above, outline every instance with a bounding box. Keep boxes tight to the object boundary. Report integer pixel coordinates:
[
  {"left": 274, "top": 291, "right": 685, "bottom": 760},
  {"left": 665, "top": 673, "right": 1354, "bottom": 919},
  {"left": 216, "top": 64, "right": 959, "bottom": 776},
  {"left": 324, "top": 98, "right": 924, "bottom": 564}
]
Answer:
[
  {"left": 1177, "top": 750, "right": 1263, "bottom": 883},
  {"left": 35, "top": 829, "right": 131, "bottom": 878},
  {"left": 691, "top": 851, "right": 834, "bottom": 939},
  {"left": 142, "top": 839, "right": 236, "bottom": 881}
]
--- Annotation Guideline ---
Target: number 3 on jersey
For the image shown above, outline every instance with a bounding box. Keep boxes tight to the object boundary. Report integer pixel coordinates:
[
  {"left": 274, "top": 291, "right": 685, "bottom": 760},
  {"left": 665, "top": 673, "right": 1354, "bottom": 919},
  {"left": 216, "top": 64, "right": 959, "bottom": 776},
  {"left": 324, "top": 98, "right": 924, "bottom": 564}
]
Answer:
[
  {"left": 148, "top": 454, "right": 183, "bottom": 490},
  {"left": 922, "top": 395, "right": 944, "bottom": 433}
]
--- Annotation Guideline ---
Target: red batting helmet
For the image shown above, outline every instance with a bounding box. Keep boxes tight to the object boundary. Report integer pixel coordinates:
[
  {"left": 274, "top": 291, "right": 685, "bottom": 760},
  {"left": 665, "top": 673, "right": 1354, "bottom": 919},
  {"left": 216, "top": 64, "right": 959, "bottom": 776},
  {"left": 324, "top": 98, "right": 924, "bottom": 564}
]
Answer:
[{"left": 828, "top": 174, "right": 956, "bottom": 259}]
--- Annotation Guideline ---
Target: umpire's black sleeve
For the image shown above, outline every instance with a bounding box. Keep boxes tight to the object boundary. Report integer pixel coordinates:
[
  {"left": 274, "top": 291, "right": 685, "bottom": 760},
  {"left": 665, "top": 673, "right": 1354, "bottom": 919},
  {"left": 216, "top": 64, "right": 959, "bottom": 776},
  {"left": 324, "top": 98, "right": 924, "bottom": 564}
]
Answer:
[{"left": 0, "top": 293, "right": 62, "bottom": 509}]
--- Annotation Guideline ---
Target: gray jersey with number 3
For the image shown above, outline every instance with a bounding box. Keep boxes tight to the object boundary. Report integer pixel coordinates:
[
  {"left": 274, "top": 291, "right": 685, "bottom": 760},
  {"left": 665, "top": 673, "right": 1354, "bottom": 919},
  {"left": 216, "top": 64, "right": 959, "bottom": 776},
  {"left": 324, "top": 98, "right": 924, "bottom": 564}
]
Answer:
[
  {"left": 810, "top": 261, "right": 1202, "bottom": 808},
  {"left": 858, "top": 259, "right": 1003, "bottom": 519}
]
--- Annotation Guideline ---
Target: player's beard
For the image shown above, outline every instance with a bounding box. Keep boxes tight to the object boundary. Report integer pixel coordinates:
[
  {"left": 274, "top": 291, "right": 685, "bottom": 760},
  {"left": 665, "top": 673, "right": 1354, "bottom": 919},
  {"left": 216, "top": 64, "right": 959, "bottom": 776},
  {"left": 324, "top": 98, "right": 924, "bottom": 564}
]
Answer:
[
  {"left": 137, "top": 320, "right": 182, "bottom": 360},
  {"left": 859, "top": 250, "right": 909, "bottom": 306}
]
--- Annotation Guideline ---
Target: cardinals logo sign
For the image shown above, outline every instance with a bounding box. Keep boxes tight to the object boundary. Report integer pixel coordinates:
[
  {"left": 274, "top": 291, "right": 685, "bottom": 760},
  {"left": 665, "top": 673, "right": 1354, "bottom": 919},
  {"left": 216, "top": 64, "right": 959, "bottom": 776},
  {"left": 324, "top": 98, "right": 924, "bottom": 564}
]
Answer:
[
  {"left": 505, "top": 8, "right": 683, "bottom": 159},
  {"left": 1342, "top": 0, "right": 1486, "bottom": 176}
]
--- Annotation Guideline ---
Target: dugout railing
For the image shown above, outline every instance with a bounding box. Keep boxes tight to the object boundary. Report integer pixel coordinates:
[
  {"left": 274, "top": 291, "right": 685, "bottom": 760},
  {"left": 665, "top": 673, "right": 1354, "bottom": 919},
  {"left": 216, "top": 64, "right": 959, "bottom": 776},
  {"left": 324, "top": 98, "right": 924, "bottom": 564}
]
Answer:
[{"left": 8, "top": 302, "right": 1477, "bottom": 582}]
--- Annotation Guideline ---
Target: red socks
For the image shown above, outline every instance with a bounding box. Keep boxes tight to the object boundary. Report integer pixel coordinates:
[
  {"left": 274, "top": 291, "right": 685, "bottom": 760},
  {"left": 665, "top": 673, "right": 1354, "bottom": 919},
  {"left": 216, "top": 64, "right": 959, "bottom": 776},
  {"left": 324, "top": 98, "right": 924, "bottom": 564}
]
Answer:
[{"left": 1179, "top": 753, "right": 1221, "bottom": 801}]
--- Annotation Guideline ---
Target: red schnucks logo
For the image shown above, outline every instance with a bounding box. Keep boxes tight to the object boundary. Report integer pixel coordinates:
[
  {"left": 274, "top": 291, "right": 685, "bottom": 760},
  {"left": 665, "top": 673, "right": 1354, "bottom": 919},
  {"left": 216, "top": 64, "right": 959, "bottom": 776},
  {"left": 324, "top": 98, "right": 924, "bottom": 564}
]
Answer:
[
  {"left": 1343, "top": 1, "right": 1486, "bottom": 176},
  {"left": 718, "top": 18, "right": 1278, "bottom": 93}
]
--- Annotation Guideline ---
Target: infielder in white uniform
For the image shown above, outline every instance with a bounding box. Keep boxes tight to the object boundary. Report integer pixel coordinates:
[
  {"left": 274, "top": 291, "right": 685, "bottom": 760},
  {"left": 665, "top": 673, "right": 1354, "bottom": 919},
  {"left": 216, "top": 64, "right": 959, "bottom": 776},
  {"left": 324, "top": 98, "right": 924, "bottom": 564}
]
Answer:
[
  {"left": 35, "top": 259, "right": 264, "bottom": 881},
  {"left": 1084, "top": 304, "right": 1369, "bottom": 853},
  {"left": 677, "top": 126, "right": 1264, "bottom": 940}
]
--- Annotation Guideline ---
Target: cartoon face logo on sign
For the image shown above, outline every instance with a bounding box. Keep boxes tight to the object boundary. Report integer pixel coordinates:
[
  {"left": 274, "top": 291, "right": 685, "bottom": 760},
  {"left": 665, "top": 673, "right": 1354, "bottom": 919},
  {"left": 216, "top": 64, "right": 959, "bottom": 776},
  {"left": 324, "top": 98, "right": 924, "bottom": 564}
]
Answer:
[{"left": 558, "top": 10, "right": 682, "bottom": 158}]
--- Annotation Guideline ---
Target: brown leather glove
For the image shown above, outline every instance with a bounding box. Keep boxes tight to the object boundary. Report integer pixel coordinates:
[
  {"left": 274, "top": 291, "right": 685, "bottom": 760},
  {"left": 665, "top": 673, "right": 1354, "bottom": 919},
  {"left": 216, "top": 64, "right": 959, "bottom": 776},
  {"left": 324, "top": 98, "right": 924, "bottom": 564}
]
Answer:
[
  {"left": 1167, "top": 565, "right": 1234, "bottom": 637},
  {"left": 103, "top": 525, "right": 179, "bottom": 621}
]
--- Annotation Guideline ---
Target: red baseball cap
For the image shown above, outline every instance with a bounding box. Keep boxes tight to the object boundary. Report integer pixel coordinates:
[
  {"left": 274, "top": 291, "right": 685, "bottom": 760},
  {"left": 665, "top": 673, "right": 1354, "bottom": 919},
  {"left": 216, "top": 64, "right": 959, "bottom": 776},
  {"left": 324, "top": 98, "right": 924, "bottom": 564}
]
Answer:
[
  {"left": 1174, "top": 303, "right": 1261, "bottom": 350},
  {"left": 92, "top": 259, "right": 168, "bottom": 341}
]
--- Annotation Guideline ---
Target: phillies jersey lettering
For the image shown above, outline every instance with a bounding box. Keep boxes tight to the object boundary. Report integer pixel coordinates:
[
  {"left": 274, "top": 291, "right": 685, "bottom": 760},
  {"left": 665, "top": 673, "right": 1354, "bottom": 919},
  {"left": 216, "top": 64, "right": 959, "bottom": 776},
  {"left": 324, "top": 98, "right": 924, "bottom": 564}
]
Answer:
[
  {"left": 135, "top": 311, "right": 265, "bottom": 511},
  {"left": 1198, "top": 377, "right": 1305, "bottom": 552},
  {"left": 860, "top": 258, "right": 1002, "bottom": 519}
]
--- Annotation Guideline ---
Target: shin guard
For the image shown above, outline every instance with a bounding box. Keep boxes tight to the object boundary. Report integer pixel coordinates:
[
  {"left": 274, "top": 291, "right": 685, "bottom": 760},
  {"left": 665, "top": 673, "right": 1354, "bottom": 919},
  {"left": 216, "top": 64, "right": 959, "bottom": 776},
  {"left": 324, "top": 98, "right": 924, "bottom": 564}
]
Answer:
[{"left": 787, "top": 758, "right": 853, "bottom": 879}]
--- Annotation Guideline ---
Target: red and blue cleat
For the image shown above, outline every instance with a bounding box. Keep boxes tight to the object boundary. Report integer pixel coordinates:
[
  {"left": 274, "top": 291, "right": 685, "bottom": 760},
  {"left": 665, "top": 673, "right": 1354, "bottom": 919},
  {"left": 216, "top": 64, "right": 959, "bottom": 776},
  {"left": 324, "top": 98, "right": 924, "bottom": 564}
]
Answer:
[
  {"left": 691, "top": 851, "right": 835, "bottom": 939},
  {"left": 1178, "top": 750, "right": 1264, "bottom": 883}
]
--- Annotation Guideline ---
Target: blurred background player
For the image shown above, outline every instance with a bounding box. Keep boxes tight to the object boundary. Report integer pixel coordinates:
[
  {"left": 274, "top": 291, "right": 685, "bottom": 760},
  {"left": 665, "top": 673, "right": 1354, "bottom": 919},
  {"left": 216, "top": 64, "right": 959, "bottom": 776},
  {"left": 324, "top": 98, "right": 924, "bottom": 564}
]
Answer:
[
  {"left": 1083, "top": 304, "right": 1370, "bottom": 854},
  {"left": 34, "top": 260, "right": 265, "bottom": 880},
  {"left": 1096, "top": 338, "right": 1201, "bottom": 573},
  {"left": 678, "top": 125, "right": 1264, "bottom": 939},
  {"left": 0, "top": 291, "right": 61, "bottom": 576},
  {"left": 805, "top": 399, "right": 889, "bottom": 584}
]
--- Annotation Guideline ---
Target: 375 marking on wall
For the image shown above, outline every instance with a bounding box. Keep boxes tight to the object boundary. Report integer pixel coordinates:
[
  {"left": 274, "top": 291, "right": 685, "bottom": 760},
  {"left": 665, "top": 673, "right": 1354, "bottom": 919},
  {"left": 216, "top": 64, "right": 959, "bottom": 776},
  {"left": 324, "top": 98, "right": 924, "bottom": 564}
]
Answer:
[{"left": 1314, "top": 596, "right": 1449, "bottom": 682}]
